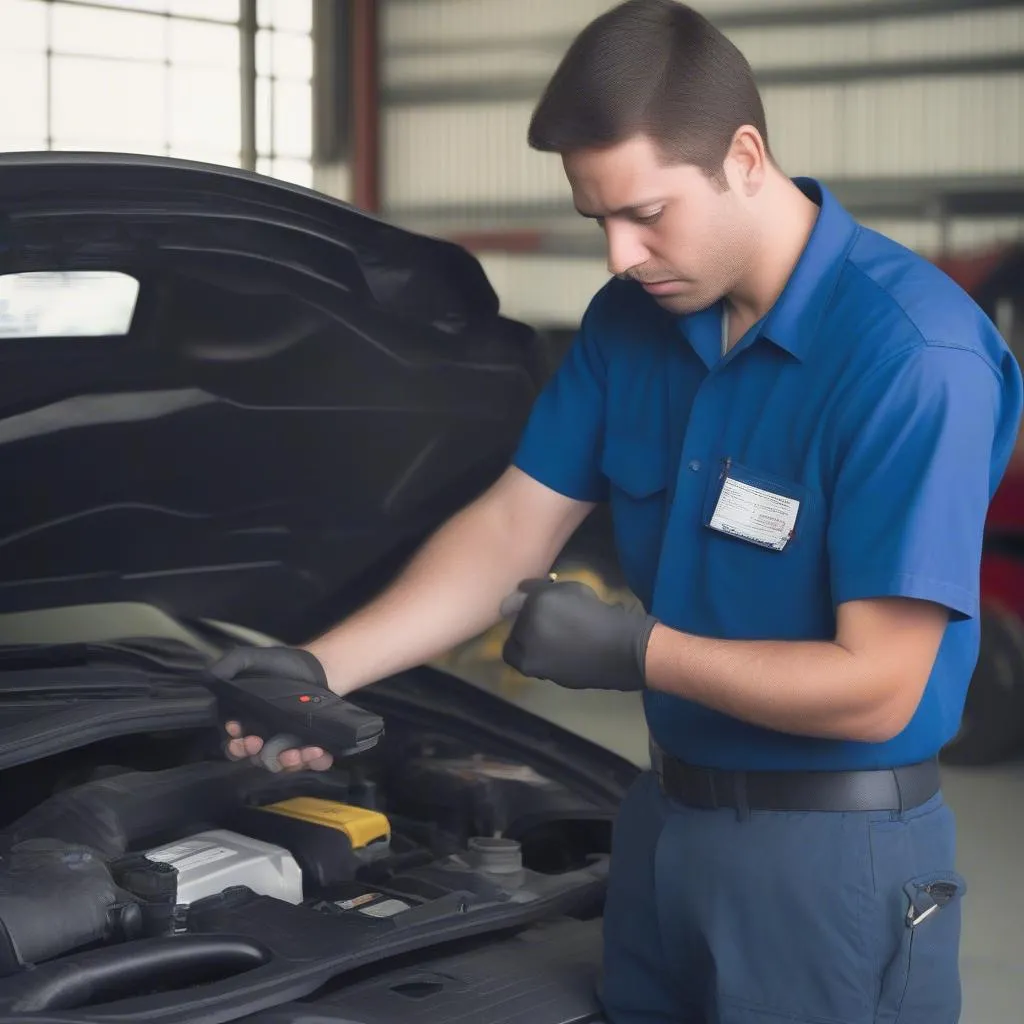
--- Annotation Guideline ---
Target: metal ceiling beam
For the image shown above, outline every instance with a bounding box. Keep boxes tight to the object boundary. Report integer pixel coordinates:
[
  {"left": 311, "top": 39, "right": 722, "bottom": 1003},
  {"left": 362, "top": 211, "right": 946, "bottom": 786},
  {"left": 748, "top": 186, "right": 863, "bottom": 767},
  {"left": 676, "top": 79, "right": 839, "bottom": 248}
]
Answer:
[
  {"left": 383, "top": 54, "right": 1024, "bottom": 106},
  {"left": 384, "top": 0, "right": 1024, "bottom": 56}
]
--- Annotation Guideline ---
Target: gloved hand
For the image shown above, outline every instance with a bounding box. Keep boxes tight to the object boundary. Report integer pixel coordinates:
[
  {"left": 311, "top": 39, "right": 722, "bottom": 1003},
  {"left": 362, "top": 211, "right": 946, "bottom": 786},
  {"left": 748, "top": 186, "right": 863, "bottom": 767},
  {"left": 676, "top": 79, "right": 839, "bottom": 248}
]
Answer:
[
  {"left": 500, "top": 578, "right": 658, "bottom": 691},
  {"left": 210, "top": 646, "right": 334, "bottom": 772}
]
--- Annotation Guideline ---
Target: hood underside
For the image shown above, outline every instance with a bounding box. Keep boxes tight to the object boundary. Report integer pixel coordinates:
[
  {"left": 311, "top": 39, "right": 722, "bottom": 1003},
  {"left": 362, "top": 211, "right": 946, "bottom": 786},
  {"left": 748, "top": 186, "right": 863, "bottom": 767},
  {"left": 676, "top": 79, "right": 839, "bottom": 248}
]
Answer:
[{"left": 0, "top": 153, "right": 545, "bottom": 643}]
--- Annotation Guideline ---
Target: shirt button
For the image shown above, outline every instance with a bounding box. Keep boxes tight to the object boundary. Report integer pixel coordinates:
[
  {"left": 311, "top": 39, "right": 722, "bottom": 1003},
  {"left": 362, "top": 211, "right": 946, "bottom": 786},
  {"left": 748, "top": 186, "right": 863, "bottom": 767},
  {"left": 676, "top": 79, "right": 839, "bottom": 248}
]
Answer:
[{"left": 688, "top": 460, "right": 702, "bottom": 472}]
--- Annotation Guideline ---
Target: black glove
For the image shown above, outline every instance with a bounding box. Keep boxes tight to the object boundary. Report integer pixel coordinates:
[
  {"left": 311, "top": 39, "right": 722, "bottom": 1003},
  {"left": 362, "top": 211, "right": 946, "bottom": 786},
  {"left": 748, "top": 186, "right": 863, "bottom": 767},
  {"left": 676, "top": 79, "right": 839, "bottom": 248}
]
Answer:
[
  {"left": 501, "top": 578, "right": 657, "bottom": 691},
  {"left": 211, "top": 646, "right": 335, "bottom": 771},
  {"left": 210, "top": 646, "right": 329, "bottom": 689}
]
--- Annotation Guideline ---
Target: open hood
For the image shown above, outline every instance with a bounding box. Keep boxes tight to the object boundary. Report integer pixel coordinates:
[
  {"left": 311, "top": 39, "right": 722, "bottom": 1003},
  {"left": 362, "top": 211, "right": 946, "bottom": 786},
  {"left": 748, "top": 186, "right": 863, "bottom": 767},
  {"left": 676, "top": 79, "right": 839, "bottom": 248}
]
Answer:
[{"left": 0, "top": 153, "right": 545, "bottom": 643}]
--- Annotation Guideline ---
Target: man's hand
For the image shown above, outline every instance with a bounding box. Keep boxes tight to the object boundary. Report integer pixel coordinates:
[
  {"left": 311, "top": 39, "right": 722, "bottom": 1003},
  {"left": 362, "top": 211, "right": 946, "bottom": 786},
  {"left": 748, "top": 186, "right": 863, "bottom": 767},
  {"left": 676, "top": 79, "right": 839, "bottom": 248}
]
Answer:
[
  {"left": 210, "top": 646, "right": 335, "bottom": 772},
  {"left": 501, "top": 578, "right": 657, "bottom": 691}
]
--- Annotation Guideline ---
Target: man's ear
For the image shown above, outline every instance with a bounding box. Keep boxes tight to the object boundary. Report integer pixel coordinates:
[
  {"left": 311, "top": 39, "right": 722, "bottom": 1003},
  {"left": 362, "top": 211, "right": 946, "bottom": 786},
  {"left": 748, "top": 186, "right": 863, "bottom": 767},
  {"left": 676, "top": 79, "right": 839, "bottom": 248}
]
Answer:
[{"left": 726, "top": 125, "right": 769, "bottom": 196}]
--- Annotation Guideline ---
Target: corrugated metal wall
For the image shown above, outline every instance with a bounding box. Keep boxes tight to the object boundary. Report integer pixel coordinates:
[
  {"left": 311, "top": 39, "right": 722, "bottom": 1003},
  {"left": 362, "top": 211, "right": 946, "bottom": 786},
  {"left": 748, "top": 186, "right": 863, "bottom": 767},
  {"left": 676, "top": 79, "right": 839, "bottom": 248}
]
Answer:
[
  {"left": 477, "top": 217, "right": 1024, "bottom": 327},
  {"left": 380, "top": 0, "right": 1024, "bottom": 325}
]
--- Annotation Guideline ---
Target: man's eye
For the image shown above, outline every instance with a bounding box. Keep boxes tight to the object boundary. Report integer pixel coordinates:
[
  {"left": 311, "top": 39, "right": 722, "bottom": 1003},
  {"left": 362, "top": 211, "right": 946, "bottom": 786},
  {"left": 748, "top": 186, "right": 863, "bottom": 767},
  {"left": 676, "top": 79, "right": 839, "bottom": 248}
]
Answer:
[{"left": 635, "top": 210, "right": 663, "bottom": 225}]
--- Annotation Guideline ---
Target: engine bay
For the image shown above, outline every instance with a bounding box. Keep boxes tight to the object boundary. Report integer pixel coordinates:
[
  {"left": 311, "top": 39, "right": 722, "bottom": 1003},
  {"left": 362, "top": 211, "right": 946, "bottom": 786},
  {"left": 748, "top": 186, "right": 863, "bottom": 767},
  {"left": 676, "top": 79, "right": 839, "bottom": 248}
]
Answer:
[{"left": 0, "top": 686, "right": 617, "bottom": 1021}]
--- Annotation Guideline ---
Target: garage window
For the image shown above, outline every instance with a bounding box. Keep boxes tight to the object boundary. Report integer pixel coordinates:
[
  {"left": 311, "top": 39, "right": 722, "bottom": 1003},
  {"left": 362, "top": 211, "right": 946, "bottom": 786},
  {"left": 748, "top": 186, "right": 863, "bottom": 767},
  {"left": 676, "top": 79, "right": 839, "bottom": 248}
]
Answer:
[
  {"left": 0, "top": 0, "right": 312, "bottom": 186},
  {"left": 256, "top": 0, "right": 313, "bottom": 187}
]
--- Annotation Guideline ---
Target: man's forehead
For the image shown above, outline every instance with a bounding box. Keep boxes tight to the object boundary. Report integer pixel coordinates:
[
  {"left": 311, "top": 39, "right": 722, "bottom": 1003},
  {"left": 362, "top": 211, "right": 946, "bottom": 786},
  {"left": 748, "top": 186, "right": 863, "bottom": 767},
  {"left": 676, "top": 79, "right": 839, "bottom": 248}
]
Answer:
[
  {"left": 568, "top": 168, "right": 706, "bottom": 219},
  {"left": 564, "top": 139, "right": 705, "bottom": 212}
]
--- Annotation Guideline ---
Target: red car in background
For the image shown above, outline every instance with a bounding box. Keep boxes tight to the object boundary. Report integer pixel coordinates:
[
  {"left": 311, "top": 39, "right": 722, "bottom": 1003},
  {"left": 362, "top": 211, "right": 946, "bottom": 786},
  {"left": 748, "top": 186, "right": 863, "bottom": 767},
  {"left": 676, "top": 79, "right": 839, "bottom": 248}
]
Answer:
[{"left": 935, "top": 244, "right": 1024, "bottom": 765}]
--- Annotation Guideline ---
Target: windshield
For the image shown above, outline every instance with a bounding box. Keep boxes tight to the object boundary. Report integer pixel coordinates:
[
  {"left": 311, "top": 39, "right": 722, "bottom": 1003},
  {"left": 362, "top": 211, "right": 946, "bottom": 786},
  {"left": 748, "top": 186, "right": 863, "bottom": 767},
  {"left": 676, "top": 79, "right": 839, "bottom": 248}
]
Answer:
[{"left": 0, "top": 602, "right": 221, "bottom": 658}]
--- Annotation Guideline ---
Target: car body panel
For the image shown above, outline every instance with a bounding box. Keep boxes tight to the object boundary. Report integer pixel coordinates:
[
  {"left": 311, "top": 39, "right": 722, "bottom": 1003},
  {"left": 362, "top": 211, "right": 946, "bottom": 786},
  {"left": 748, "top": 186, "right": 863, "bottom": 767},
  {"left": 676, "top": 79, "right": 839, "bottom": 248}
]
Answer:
[
  {"left": 0, "top": 154, "right": 626, "bottom": 1024},
  {"left": 0, "top": 153, "right": 545, "bottom": 644}
]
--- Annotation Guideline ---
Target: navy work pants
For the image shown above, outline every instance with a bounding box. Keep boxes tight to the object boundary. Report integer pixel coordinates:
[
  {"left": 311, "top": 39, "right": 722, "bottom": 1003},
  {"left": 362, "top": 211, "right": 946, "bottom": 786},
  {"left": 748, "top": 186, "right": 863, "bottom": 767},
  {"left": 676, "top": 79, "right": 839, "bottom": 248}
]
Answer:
[{"left": 600, "top": 771, "right": 965, "bottom": 1024}]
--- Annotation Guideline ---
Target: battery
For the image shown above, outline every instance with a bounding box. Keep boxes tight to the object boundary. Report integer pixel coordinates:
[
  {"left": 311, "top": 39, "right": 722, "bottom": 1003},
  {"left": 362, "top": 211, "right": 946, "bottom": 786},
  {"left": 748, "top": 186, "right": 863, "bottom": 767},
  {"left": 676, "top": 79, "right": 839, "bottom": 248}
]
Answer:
[
  {"left": 230, "top": 797, "right": 391, "bottom": 890},
  {"left": 143, "top": 829, "right": 302, "bottom": 906},
  {"left": 258, "top": 797, "right": 390, "bottom": 849}
]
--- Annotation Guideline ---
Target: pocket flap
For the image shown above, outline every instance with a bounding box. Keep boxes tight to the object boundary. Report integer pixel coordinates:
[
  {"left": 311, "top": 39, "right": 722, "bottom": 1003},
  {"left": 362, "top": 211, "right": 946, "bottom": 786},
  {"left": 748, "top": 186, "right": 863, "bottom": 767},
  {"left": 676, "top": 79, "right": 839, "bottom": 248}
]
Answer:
[{"left": 904, "top": 870, "right": 967, "bottom": 925}]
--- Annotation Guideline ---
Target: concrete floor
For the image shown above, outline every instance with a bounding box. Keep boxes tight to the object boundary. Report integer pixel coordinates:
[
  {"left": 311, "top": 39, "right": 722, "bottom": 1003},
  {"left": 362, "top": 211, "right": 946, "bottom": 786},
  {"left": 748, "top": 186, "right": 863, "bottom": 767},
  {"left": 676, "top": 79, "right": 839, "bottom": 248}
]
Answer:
[{"left": 441, "top": 633, "right": 1024, "bottom": 1024}]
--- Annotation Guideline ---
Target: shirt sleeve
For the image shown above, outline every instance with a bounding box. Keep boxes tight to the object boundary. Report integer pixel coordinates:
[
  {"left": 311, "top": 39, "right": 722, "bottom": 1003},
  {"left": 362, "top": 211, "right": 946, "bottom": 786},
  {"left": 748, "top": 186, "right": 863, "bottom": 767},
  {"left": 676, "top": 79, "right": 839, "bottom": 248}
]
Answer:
[
  {"left": 511, "top": 289, "right": 611, "bottom": 502},
  {"left": 826, "top": 343, "right": 1005, "bottom": 620}
]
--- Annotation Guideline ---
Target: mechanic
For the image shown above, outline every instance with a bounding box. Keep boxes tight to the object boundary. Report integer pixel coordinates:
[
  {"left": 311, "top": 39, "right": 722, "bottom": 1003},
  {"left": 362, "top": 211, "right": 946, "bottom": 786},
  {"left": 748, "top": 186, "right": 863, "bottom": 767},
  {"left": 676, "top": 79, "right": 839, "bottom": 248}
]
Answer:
[{"left": 213, "top": 2, "right": 1024, "bottom": 1022}]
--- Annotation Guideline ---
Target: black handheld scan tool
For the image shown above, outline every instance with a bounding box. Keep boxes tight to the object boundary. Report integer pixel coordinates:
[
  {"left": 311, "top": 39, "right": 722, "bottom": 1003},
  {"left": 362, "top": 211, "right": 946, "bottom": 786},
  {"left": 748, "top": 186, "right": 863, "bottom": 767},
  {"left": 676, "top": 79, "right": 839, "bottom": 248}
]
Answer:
[{"left": 205, "top": 671, "right": 384, "bottom": 772}]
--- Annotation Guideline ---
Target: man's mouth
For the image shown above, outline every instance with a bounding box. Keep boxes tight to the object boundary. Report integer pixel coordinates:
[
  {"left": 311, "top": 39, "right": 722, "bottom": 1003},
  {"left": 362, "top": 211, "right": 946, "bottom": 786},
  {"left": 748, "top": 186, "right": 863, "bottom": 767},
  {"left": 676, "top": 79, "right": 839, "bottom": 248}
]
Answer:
[{"left": 640, "top": 280, "right": 682, "bottom": 295}]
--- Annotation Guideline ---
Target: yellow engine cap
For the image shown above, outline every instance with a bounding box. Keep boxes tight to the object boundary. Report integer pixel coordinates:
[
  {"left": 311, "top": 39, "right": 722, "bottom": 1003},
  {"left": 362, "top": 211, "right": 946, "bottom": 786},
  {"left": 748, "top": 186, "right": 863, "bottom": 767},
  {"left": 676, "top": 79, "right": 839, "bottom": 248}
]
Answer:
[{"left": 258, "top": 797, "right": 390, "bottom": 849}]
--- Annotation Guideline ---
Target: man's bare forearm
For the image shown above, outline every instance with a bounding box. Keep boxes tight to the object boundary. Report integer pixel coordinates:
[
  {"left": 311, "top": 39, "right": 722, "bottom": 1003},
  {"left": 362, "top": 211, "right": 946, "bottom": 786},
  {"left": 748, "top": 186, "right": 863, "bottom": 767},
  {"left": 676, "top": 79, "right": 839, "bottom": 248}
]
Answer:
[
  {"left": 305, "top": 505, "right": 527, "bottom": 693},
  {"left": 644, "top": 627, "right": 888, "bottom": 740},
  {"left": 304, "top": 469, "right": 591, "bottom": 695},
  {"left": 643, "top": 598, "right": 949, "bottom": 743}
]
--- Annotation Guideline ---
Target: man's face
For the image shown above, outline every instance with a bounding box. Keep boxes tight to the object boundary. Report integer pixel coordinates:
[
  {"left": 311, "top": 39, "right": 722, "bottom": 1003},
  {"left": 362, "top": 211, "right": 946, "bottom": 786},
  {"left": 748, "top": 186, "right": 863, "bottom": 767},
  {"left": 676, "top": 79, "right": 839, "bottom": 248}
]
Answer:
[{"left": 563, "top": 133, "right": 755, "bottom": 315}]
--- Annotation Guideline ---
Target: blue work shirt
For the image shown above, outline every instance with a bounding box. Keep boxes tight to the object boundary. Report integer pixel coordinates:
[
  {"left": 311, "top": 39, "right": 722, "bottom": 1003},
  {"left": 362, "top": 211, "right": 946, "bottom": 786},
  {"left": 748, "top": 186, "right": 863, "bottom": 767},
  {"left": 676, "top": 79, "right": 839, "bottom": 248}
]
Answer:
[{"left": 512, "top": 177, "right": 1024, "bottom": 771}]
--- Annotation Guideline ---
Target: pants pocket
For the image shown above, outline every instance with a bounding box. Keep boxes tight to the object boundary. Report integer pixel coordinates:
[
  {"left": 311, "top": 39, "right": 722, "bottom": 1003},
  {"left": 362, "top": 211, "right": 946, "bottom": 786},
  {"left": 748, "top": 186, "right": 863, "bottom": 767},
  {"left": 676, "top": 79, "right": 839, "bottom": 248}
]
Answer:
[{"left": 875, "top": 871, "right": 966, "bottom": 1024}]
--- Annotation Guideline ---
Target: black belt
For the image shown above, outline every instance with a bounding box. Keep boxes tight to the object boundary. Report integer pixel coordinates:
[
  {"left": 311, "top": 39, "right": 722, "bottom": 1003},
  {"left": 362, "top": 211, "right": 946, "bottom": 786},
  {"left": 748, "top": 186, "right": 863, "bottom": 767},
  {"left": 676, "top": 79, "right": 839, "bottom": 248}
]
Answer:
[{"left": 654, "top": 747, "right": 941, "bottom": 813}]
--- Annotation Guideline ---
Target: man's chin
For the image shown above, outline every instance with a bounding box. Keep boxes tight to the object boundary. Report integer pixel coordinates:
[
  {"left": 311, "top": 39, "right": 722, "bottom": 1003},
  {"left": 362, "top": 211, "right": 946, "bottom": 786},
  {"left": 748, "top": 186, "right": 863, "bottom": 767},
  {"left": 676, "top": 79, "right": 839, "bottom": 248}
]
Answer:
[
  {"left": 627, "top": 277, "right": 716, "bottom": 315},
  {"left": 650, "top": 291, "right": 714, "bottom": 316}
]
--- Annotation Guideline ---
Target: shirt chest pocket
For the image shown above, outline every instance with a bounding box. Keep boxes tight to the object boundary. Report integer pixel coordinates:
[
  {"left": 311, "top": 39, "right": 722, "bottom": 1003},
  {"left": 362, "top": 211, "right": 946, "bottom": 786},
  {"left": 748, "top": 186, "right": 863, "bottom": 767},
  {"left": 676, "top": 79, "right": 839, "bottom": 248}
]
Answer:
[
  {"left": 698, "top": 459, "right": 832, "bottom": 638},
  {"left": 600, "top": 437, "right": 670, "bottom": 605}
]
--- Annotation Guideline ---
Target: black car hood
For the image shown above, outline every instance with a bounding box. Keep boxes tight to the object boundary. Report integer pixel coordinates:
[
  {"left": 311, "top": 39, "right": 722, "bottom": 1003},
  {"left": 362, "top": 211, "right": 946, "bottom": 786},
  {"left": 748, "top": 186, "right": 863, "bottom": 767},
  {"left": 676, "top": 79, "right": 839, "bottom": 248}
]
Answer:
[{"left": 0, "top": 153, "right": 544, "bottom": 643}]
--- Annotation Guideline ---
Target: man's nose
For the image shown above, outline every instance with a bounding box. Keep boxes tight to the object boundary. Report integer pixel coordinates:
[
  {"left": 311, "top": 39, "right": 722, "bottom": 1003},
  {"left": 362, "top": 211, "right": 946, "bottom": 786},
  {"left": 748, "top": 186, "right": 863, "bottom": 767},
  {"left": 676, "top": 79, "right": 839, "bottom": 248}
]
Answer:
[{"left": 604, "top": 222, "right": 648, "bottom": 279}]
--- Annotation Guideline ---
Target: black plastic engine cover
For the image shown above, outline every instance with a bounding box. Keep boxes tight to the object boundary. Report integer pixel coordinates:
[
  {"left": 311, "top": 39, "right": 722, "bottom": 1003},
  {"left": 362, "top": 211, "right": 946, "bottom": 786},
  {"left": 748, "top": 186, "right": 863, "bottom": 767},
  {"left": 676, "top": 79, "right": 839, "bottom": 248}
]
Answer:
[{"left": 248, "top": 918, "right": 608, "bottom": 1024}]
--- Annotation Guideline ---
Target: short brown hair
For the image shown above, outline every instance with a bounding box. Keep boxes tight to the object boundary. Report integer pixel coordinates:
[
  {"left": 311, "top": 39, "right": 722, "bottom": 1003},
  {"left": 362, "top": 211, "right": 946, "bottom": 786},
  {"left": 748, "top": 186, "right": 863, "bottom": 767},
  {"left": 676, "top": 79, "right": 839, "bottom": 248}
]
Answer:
[{"left": 528, "top": 0, "right": 769, "bottom": 183}]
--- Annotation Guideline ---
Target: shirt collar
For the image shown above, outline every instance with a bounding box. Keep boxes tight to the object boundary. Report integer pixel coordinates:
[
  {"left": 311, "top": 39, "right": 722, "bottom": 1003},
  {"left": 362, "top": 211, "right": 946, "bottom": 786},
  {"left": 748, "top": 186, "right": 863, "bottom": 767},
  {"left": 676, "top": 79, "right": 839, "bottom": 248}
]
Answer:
[{"left": 678, "top": 177, "right": 859, "bottom": 364}]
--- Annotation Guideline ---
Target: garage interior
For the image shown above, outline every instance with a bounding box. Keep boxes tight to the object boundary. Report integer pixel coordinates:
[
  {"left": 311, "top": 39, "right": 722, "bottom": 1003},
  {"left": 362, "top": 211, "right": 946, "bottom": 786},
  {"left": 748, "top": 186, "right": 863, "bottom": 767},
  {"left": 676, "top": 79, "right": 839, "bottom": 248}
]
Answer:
[{"left": 2, "top": 0, "right": 1023, "bottom": 1021}]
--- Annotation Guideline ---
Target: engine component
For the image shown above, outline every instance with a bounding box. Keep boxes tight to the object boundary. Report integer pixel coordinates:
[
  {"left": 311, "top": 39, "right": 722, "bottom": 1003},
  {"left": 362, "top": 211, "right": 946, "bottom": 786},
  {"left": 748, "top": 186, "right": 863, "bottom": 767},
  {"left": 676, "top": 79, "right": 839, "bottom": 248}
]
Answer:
[
  {"left": 230, "top": 797, "right": 391, "bottom": 890},
  {"left": 467, "top": 836, "right": 523, "bottom": 876},
  {"left": 3, "top": 761, "right": 274, "bottom": 858},
  {"left": 257, "top": 797, "right": 390, "bottom": 850},
  {"left": 141, "top": 830, "right": 302, "bottom": 907},
  {"left": 388, "top": 756, "right": 602, "bottom": 843},
  {"left": 0, "top": 840, "right": 140, "bottom": 976},
  {"left": 108, "top": 853, "right": 186, "bottom": 938}
]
